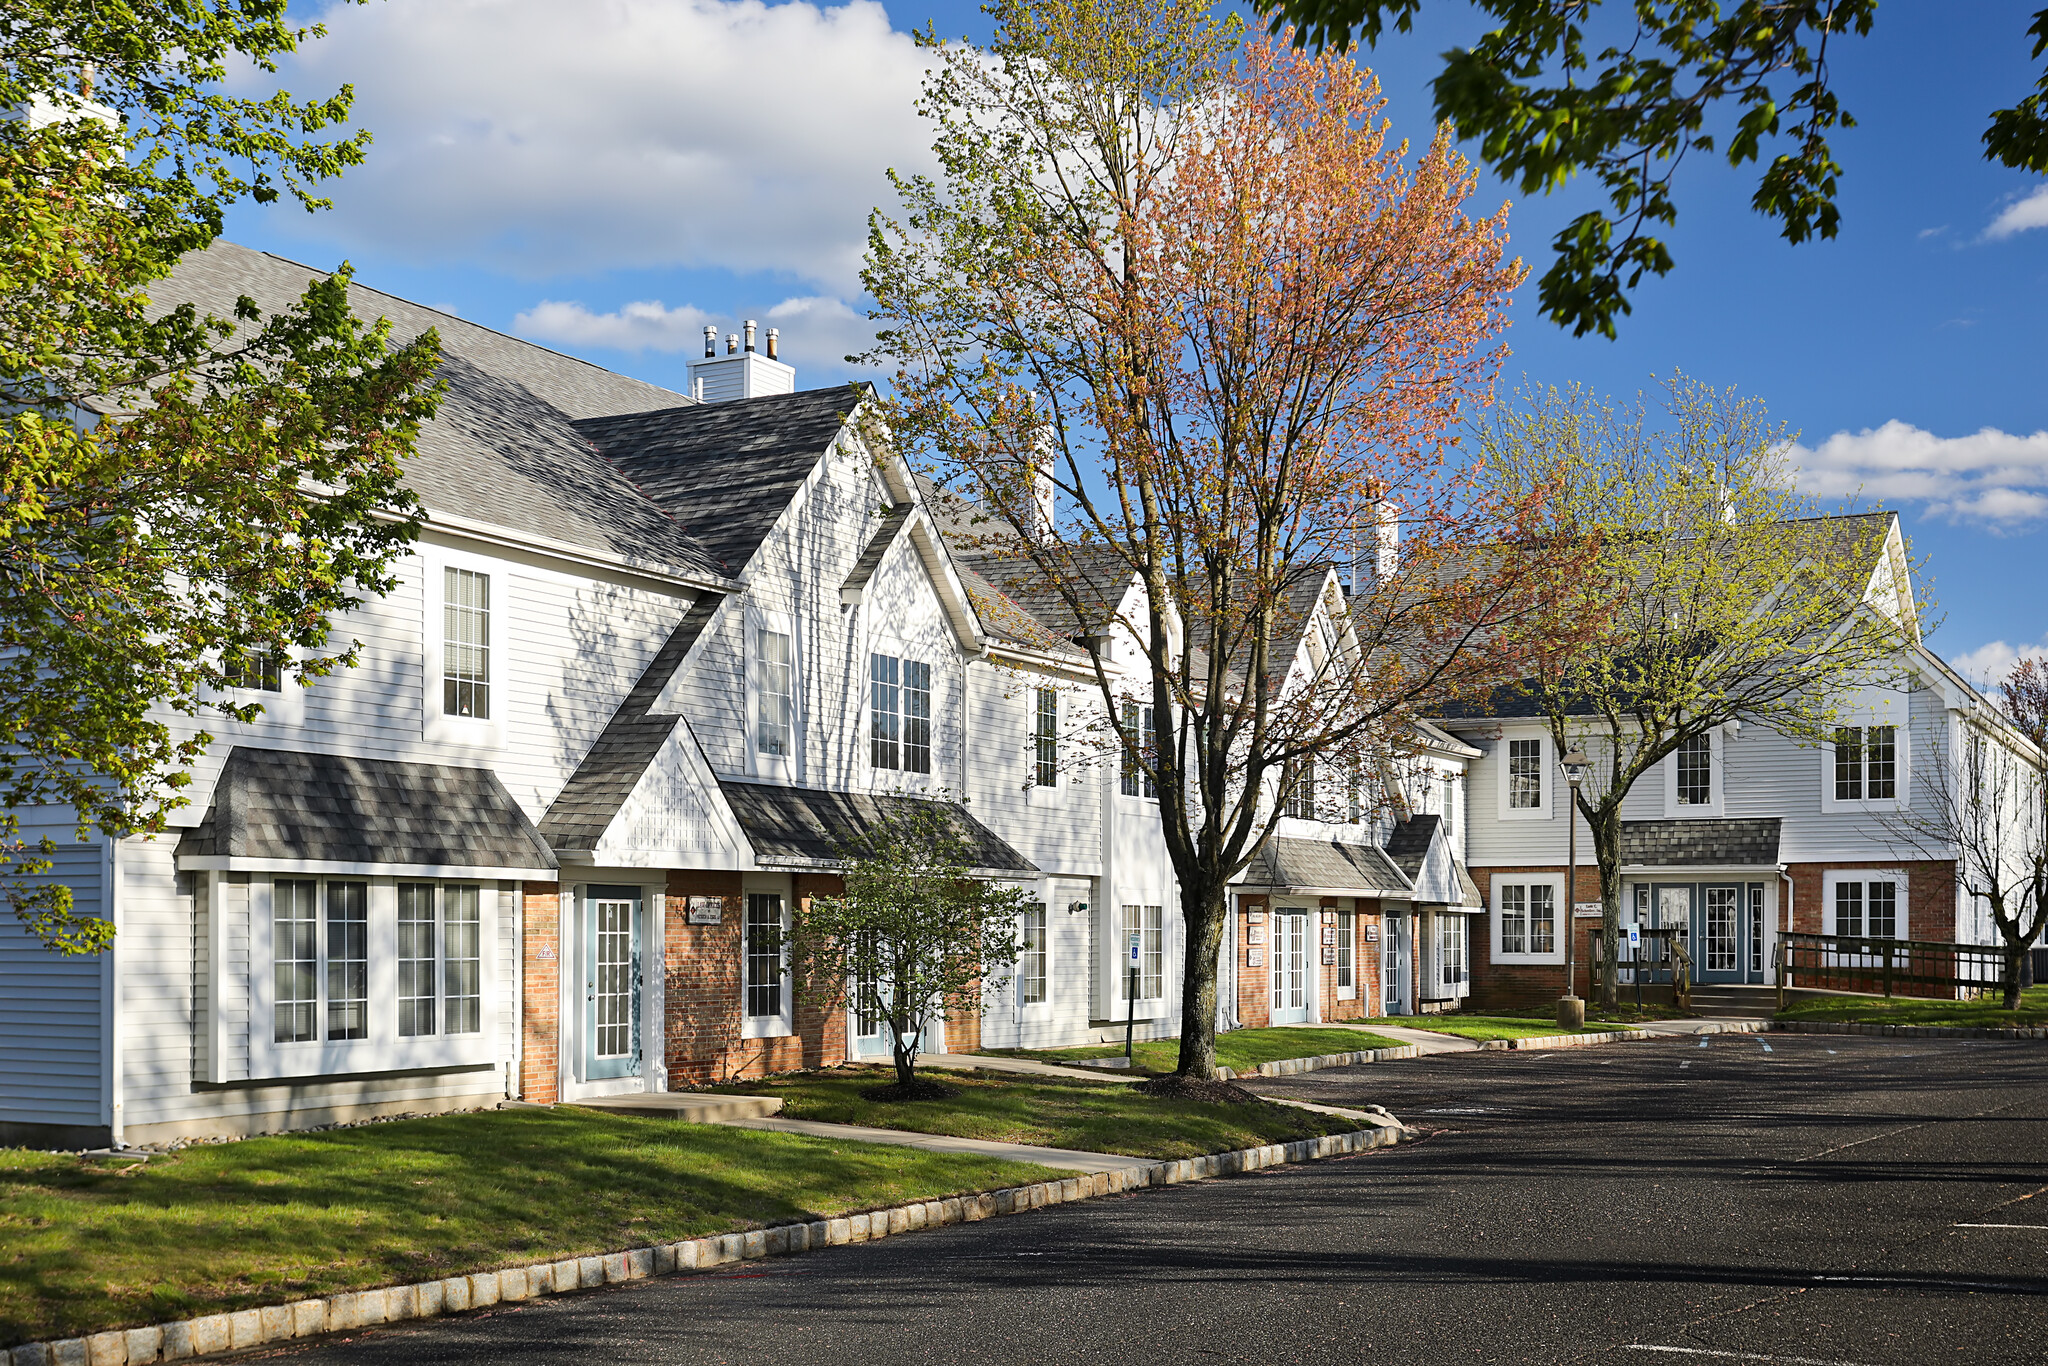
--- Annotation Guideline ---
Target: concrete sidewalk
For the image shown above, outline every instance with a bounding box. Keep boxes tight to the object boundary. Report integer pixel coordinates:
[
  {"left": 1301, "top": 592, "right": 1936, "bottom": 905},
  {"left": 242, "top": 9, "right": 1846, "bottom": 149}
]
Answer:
[
  {"left": 718, "top": 1115, "right": 1155, "bottom": 1173},
  {"left": 915, "top": 1052, "right": 1141, "bottom": 1083},
  {"left": 1337, "top": 1024, "right": 1481, "bottom": 1055}
]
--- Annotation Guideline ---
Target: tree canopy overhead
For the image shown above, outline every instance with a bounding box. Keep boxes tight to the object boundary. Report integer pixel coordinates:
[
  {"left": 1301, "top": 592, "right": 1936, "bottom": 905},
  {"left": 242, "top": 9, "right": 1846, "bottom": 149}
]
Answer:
[
  {"left": 2, "top": 2, "right": 441, "bottom": 952},
  {"left": 1254, "top": 0, "right": 2048, "bottom": 338}
]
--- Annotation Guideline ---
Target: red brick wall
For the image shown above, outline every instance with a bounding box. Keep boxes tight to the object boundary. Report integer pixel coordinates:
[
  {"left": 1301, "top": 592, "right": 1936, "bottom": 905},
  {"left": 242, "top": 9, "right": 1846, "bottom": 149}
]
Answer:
[
  {"left": 1236, "top": 895, "right": 1271, "bottom": 1028},
  {"left": 1357, "top": 898, "right": 1383, "bottom": 1019},
  {"left": 1465, "top": 865, "right": 1601, "bottom": 1010},
  {"left": 1785, "top": 858, "right": 1957, "bottom": 998},
  {"left": 520, "top": 882, "right": 561, "bottom": 1103}
]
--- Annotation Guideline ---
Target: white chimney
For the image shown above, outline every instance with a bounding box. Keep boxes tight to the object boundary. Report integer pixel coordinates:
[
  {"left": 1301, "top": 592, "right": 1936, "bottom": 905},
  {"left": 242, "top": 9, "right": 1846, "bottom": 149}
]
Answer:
[{"left": 688, "top": 317, "right": 797, "bottom": 403}]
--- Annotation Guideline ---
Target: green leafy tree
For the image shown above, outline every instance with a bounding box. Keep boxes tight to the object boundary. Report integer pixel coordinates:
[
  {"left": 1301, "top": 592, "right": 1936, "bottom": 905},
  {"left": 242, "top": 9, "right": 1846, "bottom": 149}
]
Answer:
[
  {"left": 787, "top": 804, "right": 1026, "bottom": 1090},
  {"left": 1478, "top": 376, "right": 1922, "bottom": 1006},
  {"left": 2, "top": 3, "right": 442, "bottom": 952},
  {"left": 1255, "top": 0, "right": 2048, "bottom": 338}
]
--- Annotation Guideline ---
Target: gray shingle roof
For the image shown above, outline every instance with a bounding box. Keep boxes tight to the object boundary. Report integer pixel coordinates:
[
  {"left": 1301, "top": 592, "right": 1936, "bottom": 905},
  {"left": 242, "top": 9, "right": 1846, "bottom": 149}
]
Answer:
[
  {"left": 717, "top": 781, "right": 1038, "bottom": 875},
  {"left": 176, "top": 747, "right": 557, "bottom": 870},
  {"left": 1621, "top": 817, "right": 1783, "bottom": 867},
  {"left": 1239, "top": 837, "right": 1412, "bottom": 896},
  {"left": 577, "top": 387, "right": 867, "bottom": 574},
  {"left": 539, "top": 593, "right": 729, "bottom": 851},
  {"left": 841, "top": 505, "right": 911, "bottom": 601}
]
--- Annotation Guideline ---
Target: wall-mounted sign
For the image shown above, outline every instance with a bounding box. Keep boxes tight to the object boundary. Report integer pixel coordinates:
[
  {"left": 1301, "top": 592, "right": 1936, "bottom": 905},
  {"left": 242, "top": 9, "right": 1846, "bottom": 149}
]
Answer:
[
  {"left": 1321, "top": 946, "right": 1337, "bottom": 965},
  {"left": 1364, "top": 925, "right": 1380, "bottom": 943},
  {"left": 1572, "top": 903, "right": 1603, "bottom": 919},
  {"left": 1248, "top": 910, "right": 1266, "bottom": 925},
  {"left": 686, "top": 896, "right": 725, "bottom": 925},
  {"left": 1322, "top": 909, "right": 1337, "bottom": 925},
  {"left": 1247, "top": 926, "right": 1267, "bottom": 945},
  {"left": 1322, "top": 927, "right": 1337, "bottom": 945},
  {"left": 536, "top": 944, "right": 557, "bottom": 961},
  {"left": 1246, "top": 947, "right": 1266, "bottom": 967}
]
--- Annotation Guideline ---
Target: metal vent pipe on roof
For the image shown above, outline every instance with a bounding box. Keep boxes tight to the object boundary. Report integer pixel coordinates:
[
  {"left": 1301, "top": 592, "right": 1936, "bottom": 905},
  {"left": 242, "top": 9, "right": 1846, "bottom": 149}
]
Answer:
[
  {"left": 726, "top": 332, "right": 738, "bottom": 355},
  {"left": 766, "top": 327, "right": 779, "bottom": 361},
  {"left": 702, "top": 325, "right": 716, "bottom": 359},
  {"left": 744, "top": 319, "right": 757, "bottom": 353}
]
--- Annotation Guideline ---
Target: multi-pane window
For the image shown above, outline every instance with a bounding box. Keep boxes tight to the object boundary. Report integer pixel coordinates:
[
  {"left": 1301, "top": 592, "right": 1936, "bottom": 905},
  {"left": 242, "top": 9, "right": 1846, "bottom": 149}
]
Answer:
[
  {"left": 744, "top": 893, "right": 786, "bottom": 1019},
  {"left": 1508, "top": 738, "right": 1543, "bottom": 809},
  {"left": 1676, "top": 733, "right": 1712, "bottom": 806},
  {"left": 592, "top": 895, "right": 634, "bottom": 1060},
  {"left": 869, "top": 654, "right": 932, "bottom": 774},
  {"left": 272, "top": 878, "right": 485, "bottom": 1047},
  {"left": 1833, "top": 877, "right": 1900, "bottom": 939},
  {"left": 1034, "top": 687, "right": 1059, "bottom": 788},
  {"left": 756, "top": 629, "right": 793, "bottom": 758},
  {"left": 325, "top": 881, "right": 370, "bottom": 1041},
  {"left": 1833, "top": 725, "right": 1898, "bottom": 801},
  {"left": 1442, "top": 915, "right": 1467, "bottom": 986},
  {"left": 1119, "top": 903, "right": 1165, "bottom": 1000},
  {"left": 1336, "top": 908, "right": 1355, "bottom": 993},
  {"left": 1441, "top": 775, "right": 1456, "bottom": 837},
  {"left": 225, "top": 648, "right": 282, "bottom": 693},
  {"left": 1499, "top": 882, "right": 1557, "bottom": 955},
  {"left": 1120, "top": 701, "right": 1157, "bottom": 798},
  {"left": 273, "top": 879, "right": 318, "bottom": 1043},
  {"left": 443, "top": 568, "right": 490, "bottom": 719},
  {"left": 1019, "top": 902, "right": 1048, "bottom": 1005},
  {"left": 398, "top": 883, "right": 437, "bottom": 1038},
  {"left": 1281, "top": 763, "right": 1316, "bottom": 820}
]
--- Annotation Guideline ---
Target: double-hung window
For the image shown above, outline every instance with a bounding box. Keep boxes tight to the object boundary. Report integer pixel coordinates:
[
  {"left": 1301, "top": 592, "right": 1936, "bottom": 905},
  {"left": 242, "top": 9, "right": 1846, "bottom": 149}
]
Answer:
[
  {"left": 870, "top": 653, "right": 932, "bottom": 774},
  {"left": 1019, "top": 902, "right": 1048, "bottom": 1005},
  {"left": 1497, "top": 881, "right": 1558, "bottom": 958},
  {"left": 272, "top": 878, "right": 485, "bottom": 1048},
  {"left": 1833, "top": 725, "right": 1898, "bottom": 802},
  {"left": 325, "top": 881, "right": 370, "bottom": 1041},
  {"left": 443, "top": 568, "right": 490, "bottom": 719},
  {"left": 1676, "top": 733, "right": 1713, "bottom": 806},
  {"left": 1120, "top": 701, "right": 1158, "bottom": 798},
  {"left": 1335, "top": 908, "right": 1355, "bottom": 997},
  {"left": 743, "top": 893, "right": 789, "bottom": 1033},
  {"left": 395, "top": 882, "right": 483, "bottom": 1039},
  {"left": 1119, "top": 903, "right": 1164, "bottom": 1000},
  {"left": 1442, "top": 915, "right": 1467, "bottom": 986},
  {"left": 1508, "top": 738, "right": 1543, "bottom": 811},
  {"left": 225, "top": 648, "right": 282, "bottom": 693},
  {"left": 1281, "top": 763, "right": 1316, "bottom": 820},
  {"left": 1830, "top": 875, "right": 1902, "bottom": 940},
  {"left": 756, "top": 629, "right": 794, "bottom": 760},
  {"left": 1034, "top": 687, "right": 1059, "bottom": 788}
]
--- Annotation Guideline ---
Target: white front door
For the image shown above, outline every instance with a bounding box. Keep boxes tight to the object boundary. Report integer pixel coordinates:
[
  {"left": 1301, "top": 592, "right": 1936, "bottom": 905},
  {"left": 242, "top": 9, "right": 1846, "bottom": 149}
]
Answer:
[{"left": 1271, "top": 910, "right": 1311, "bottom": 1024}]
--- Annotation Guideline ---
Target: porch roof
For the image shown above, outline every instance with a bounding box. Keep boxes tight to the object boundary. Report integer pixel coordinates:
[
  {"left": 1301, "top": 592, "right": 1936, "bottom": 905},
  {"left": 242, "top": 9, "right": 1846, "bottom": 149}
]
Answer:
[
  {"left": 716, "top": 781, "right": 1039, "bottom": 877},
  {"left": 1237, "top": 837, "right": 1412, "bottom": 898},
  {"left": 1621, "top": 817, "right": 1783, "bottom": 868}
]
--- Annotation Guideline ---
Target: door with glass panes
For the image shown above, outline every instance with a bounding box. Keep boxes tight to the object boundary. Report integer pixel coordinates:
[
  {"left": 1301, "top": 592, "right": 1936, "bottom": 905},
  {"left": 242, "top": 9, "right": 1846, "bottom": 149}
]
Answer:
[
  {"left": 583, "top": 887, "right": 641, "bottom": 1080},
  {"left": 1270, "top": 908, "right": 1311, "bottom": 1023}
]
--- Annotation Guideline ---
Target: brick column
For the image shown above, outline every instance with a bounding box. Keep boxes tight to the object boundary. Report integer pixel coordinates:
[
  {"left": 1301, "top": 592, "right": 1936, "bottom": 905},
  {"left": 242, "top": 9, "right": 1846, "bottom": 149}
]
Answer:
[
  {"left": 520, "top": 883, "right": 561, "bottom": 1103},
  {"left": 1237, "top": 895, "right": 1272, "bottom": 1028}
]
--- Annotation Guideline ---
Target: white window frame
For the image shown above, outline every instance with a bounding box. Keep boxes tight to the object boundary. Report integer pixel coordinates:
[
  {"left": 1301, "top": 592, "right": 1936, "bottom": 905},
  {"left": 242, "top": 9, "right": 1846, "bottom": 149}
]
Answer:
[
  {"left": 248, "top": 874, "right": 501, "bottom": 1079},
  {"left": 1820, "top": 720, "right": 1908, "bottom": 814},
  {"left": 1497, "top": 730, "right": 1552, "bottom": 821},
  {"left": 866, "top": 640, "right": 935, "bottom": 785},
  {"left": 1119, "top": 700, "right": 1159, "bottom": 803},
  {"left": 1111, "top": 897, "right": 1168, "bottom": 1016},
  {"left": 208, "top": 642, "right": 308, "bottom": 729},
  {"left": 1027, "top": 685, "right": 1063, "bottom": 807},
  {"left": 1335, "top": 907, "right": 1356, "bottom": 1000},
  {"left": 745, "top": 608, "right": 799, "bottom": 783},
  {"left": 1491, "top": 874, "right": 1566, "bottom": 965},
  {"left": 1017, "top": 900, "right": 1051, "bottom": 1010},
  {"left": 741, "top": 879, "right": 793, "bottom": 1039},
  {"left": 419, "top": 544, "right": 507, "bottom": 751},
  {"left": 1822, "top": 869, "right": 1909, "bottom": 944},
  {"left": 1664, "top": 729, "right": 1726, "bottom": 817}
]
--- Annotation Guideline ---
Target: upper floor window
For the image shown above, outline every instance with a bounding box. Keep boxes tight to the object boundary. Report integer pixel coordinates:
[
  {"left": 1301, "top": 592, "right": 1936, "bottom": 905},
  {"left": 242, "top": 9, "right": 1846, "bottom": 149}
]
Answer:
[
  {"left": 870, "top": 653, "right": 931, "bottom": 774},
  {"left": 1676, "top": 733, "right": 1713, "bottom": 806},
  {"left": 1281, "top": 762, "right": 1316, "bottom": 820},
  {"left": 1834, "top": 725, "right": 1897, "bottom": 801},
  {"left": 1120, "top": 701, "right": 1157, "bottom": 799},
  {"left": 225, "top": 648, "right": 282, "bottom": 693},
  {"left": 1508, "top": 738, "right": 1543, "bottom": 809},
  {"left": 443, "top": 567, "right": 490, "bottom": 719},
  {"left": 1441, "top": 775, "right": 1457, "bottom": 838},
  {"left": 756, "top": 629, "right": 793, "bottom": 759},
  {"left": 1034, "top": 687, "right": 1059, "bottom": 788}
]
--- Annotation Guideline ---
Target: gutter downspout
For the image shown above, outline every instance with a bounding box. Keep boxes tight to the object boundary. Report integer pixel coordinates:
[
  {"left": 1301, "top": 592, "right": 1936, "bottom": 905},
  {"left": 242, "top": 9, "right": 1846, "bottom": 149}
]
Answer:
[{"left": 1777, "top": 863, "right": 1794, "bottom": 991}]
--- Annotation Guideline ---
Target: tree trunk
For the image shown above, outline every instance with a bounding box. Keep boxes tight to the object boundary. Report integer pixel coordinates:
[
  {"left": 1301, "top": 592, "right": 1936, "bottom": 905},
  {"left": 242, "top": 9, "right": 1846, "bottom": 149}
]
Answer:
[
  {"left": 1587, "top": 805, "right": 1625, "bottom": 1010},
  {"left": 1173, "top": 877, "right": 1229, "bottom": 1080},
  {"left": 890, "top": 1021, "right": 918, "bottom": 1086},
  {"left": 2004, "top": 942, "right": 2026, "bottom": 1012}
]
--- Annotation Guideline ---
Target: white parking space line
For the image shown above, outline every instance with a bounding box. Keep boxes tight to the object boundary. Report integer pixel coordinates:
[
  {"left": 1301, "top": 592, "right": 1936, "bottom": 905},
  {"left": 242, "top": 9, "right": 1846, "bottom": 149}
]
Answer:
[
  {"left": 1623, "top": 1346, "right": 1875, "bottom": 1365},
  {"left": 1953, "top": 1222, "right": 2048, "bottom": 1230}
]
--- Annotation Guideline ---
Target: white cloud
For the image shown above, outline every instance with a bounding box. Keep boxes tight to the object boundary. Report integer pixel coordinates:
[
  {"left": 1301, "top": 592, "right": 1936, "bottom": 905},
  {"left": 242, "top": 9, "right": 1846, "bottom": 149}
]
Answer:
[
  {"left": 1789, "top": 420, "right": 2048, "bottom": 530},
  {"left": 1985, "top": 185, "right": 2048, "bottom": 241},
  {"left": 253, "top": 0, "right": 934, "bottom": 292},
  {"left": 513, "top": 293, "right": 877, "bottom": 377},
  {"left": 1952, "top": 638, "right": 2048, "bottom": 690}
]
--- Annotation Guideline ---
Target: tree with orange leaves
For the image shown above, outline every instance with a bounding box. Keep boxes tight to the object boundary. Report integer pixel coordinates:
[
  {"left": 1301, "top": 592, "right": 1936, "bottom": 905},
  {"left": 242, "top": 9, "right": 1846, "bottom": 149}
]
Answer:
[{"left": 863, "top": 0, "right": 1559, "bottom": 1081}]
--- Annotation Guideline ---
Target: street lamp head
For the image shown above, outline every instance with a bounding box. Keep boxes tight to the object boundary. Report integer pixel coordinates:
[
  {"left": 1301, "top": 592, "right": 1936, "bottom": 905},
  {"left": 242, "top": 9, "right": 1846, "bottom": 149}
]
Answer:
[{"left": 1561, "top": 747, "right": 1593, "bottom": 787}]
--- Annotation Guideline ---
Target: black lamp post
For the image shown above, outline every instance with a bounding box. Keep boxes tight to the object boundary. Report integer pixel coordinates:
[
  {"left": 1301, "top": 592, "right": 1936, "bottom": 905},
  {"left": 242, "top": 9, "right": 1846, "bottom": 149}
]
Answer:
[{"left": 1558, "top": 746, "right": 1593, "bottom": 1029}]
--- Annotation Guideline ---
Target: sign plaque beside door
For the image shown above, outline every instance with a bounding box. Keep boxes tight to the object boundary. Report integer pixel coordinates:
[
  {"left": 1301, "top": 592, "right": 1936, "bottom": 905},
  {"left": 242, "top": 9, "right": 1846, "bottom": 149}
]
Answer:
[{"left": 685, "top": 895, "right": 725, "bottom": 925}]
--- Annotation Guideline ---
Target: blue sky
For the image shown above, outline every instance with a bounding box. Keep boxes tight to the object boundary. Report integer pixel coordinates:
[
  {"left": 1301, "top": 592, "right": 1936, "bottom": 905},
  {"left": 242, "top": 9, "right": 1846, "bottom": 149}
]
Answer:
[{"left": 226, "top": 1, "right": 2048, "bottom": 682}]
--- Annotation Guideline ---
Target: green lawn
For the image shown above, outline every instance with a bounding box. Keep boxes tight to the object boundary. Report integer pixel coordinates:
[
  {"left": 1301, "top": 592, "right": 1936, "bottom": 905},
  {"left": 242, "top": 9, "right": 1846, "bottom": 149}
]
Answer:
[
  {"left": 0, "top": 1106, "right": 1062, "bottom": 1349},
  {"left": 1373, "top": 1013, "right": 1629, "bottom": 1042},
  {"left": 1776, "top": 986, "right": 2048, "bottom": 1028},
  {"left": 717, "top": 1069, "right": 1361, "bottom": 1158},
  {"left": 987, "top": 1025, "right": 1403, "bottom": 1076}
]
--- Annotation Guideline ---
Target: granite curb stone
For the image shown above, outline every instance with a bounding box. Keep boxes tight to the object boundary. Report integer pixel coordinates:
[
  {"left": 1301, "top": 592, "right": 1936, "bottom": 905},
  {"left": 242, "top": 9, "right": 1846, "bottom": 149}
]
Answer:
[
  {"left": 2, "top": 1122, "right": 1406, "bottom": 1366},
  {"left": 1770, "top": 1019, "right": 2048, "bottom": 1040},
  {"left": 1215, "top": 1044, "right": 1419, "bottom": 1079}
]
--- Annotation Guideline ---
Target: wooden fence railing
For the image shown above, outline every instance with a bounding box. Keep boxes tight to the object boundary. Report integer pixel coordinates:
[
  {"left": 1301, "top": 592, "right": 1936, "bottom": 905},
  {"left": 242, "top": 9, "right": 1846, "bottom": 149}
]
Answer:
[
  {"left": 1776, "top": 931, "right": 2009, "bottom": 1005},
  {"left": 1589, "top": 927, "right": 1693, "bottom": 1011}
]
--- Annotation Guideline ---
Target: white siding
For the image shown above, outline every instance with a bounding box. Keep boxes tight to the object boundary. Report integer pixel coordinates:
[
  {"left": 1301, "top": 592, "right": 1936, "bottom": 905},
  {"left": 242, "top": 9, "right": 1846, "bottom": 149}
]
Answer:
[{"left": 0, "top": 824, "right": 105, "bottom": 1133}]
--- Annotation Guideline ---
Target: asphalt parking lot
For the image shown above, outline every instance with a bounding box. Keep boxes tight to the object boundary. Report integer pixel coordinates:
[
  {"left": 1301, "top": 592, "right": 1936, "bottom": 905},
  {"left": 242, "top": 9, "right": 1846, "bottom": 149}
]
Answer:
[{"left": 272, "top": 1033, "right": 2048, "bottom": 1365}]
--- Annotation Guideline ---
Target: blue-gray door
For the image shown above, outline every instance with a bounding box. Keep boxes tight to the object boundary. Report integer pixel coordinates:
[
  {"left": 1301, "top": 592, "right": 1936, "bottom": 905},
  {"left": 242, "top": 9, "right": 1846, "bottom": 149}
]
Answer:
[{"left": 584, "top": 886, "right": 641, "bottom": 1081}]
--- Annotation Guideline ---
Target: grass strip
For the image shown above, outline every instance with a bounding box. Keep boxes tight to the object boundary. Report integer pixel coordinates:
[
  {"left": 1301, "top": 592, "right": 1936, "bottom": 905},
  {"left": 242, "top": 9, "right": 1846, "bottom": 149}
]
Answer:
[
  {"left": 0, "top": 1106, "right": 1062, "bottom": 1349},
  {"left": 988, "top": 1025, "right": 1404, "bottom": 1076},
  {"left": 719, "top": 1068, "right": 1361, "bottom": 1158},
  {"left": 1373, "top": 1014, "right": 1629, "bottom": 1042},
  {"left": 1775, "top": 985, "right": 2048, "bottom": 1028}
]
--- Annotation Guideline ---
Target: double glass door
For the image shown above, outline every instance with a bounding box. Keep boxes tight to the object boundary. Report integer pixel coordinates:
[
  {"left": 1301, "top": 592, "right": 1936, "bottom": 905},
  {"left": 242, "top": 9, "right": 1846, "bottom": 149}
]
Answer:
[{"left": 1646, "top": 883, "right": 1765, "bottom": 985}]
